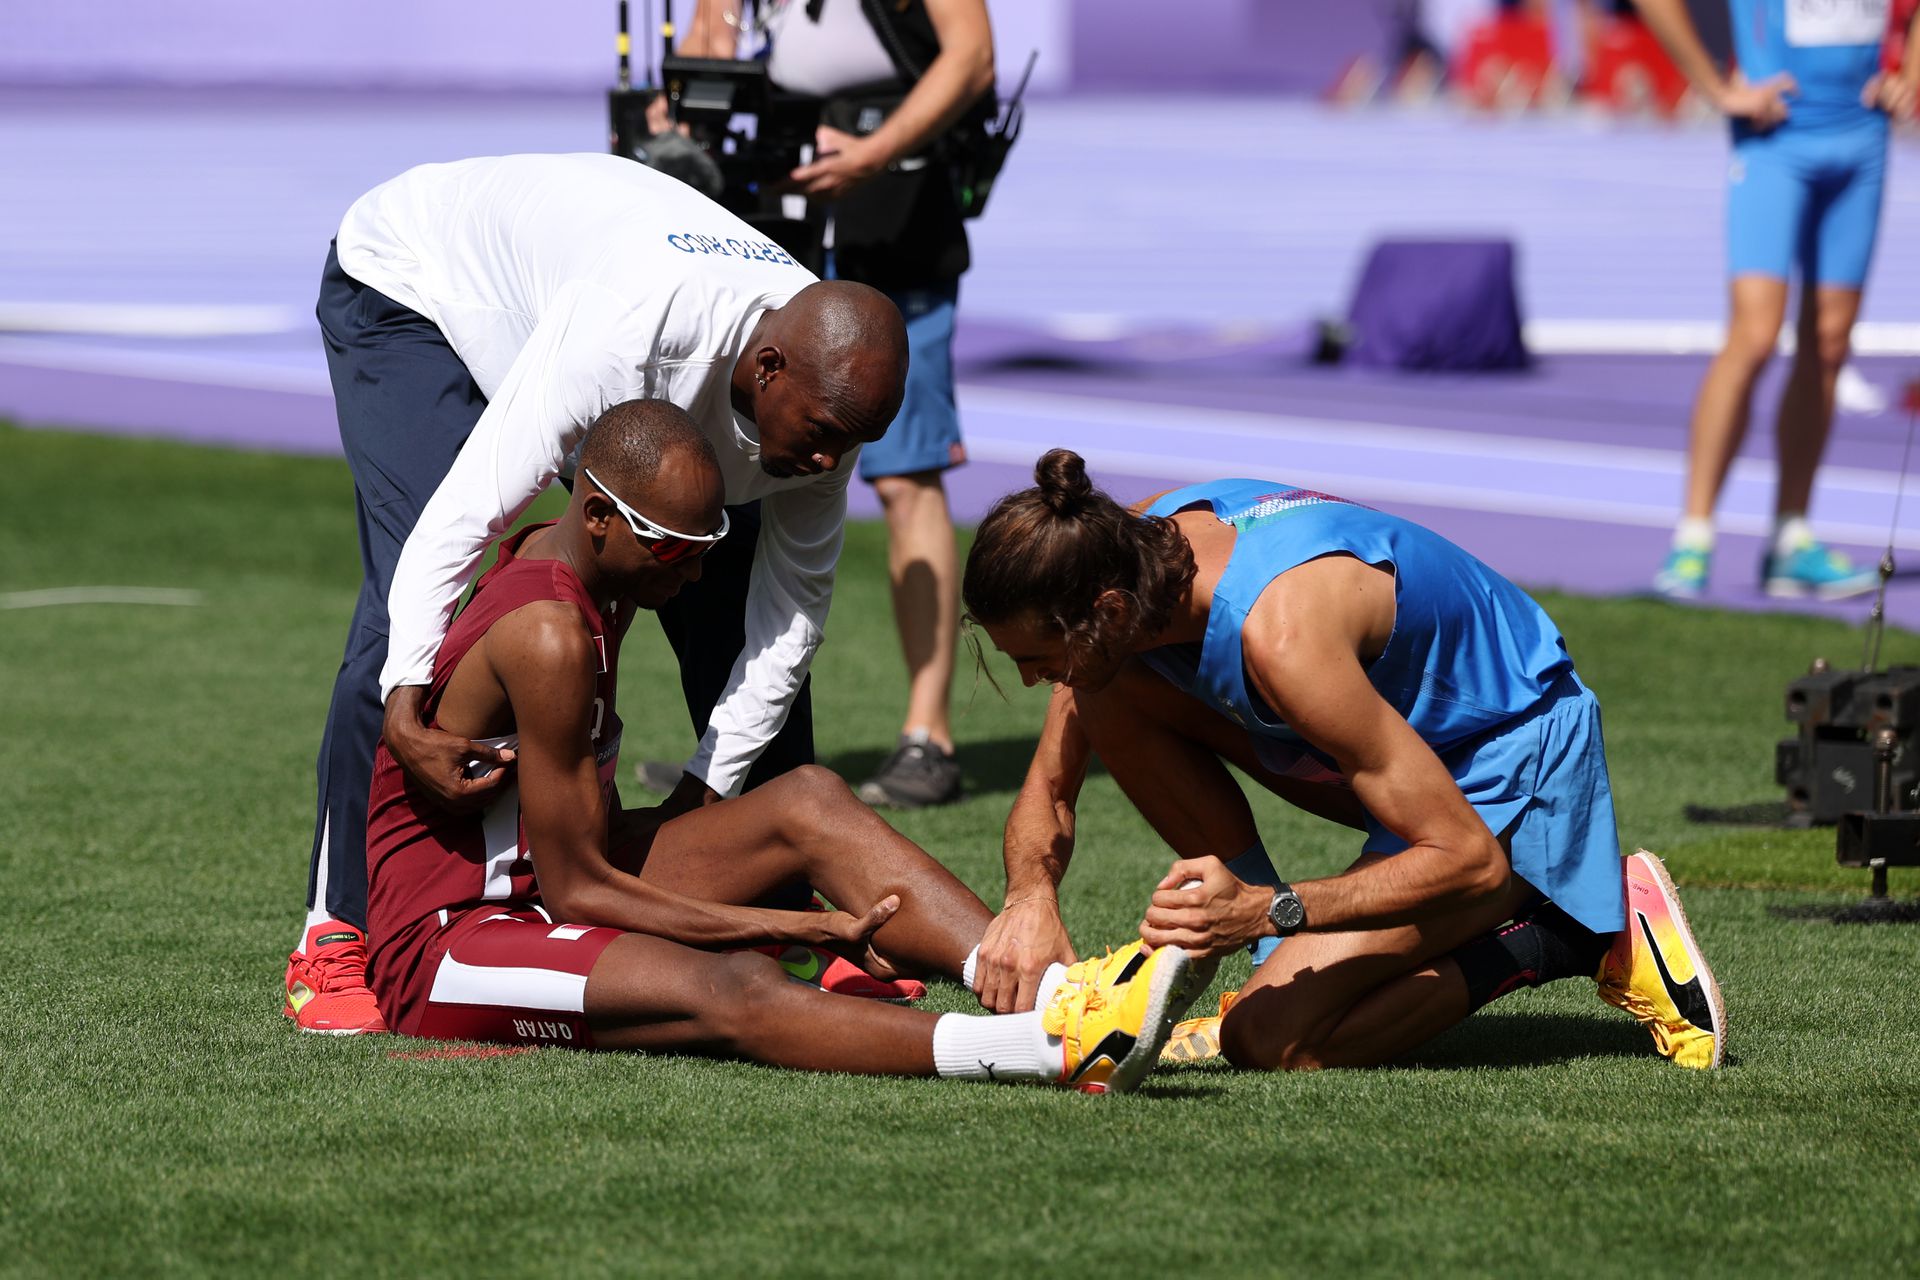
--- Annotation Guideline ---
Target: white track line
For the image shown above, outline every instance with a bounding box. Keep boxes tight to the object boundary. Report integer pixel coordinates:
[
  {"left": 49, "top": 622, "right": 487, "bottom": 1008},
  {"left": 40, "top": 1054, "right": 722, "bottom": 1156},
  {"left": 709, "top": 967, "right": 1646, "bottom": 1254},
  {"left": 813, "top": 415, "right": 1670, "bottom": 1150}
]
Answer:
[
  {"left": 957, "top": 384, "right": 1904, "bottom": 493},
  {"left": 958, "top": 385, "right": 1920, "bottom": 550},
  {"left": 0, "top": 339, "right": 331, "bottom": 394},
  {"left": 0, "top": 302, "right": 306, "bottom": 338},
  {"left": 1, "top": 587, "right": 204, "bottom": 610},
  {"left": 3, "top": 303, "right": 1919, "bottom": 355},
  {"left": 1527, "top": 319, "right": 1920, "bottom": 357}
]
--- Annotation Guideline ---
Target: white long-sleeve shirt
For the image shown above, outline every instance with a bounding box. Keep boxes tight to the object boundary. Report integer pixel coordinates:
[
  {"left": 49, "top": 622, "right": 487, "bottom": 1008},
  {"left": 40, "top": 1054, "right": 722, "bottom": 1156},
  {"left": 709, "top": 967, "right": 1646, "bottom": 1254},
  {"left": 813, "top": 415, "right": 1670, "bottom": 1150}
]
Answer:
[{"left": 335, "top": 152, "right": 845, "bottom": 798}]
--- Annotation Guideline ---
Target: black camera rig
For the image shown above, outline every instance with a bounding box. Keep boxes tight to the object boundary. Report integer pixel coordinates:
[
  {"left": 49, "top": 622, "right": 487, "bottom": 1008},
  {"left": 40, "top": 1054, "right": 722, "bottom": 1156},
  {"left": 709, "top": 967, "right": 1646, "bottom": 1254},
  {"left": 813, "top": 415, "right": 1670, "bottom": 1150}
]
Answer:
[
  {"left": 1777, "top": 661, "right": 1920, "bottom": 826},
  {"left": 607, "top": 2, "right": 825, "bottom": 271},
  {"left": 604, "top": 0, "right": 1030, "bottom": 272},
  {"left": 1773, "top": 385, "right": 1920, "bottom": 918}
]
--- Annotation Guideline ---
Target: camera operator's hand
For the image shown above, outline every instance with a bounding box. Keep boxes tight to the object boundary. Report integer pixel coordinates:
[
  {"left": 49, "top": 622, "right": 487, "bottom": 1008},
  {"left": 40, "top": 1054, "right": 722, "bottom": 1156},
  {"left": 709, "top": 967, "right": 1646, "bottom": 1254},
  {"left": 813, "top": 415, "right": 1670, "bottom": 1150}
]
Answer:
[
  {"left": 645, "top": 91, "right": 672, "bottom": 135},
  {"left": 787, "top": 126, "right": 885, "bottom": 200}
]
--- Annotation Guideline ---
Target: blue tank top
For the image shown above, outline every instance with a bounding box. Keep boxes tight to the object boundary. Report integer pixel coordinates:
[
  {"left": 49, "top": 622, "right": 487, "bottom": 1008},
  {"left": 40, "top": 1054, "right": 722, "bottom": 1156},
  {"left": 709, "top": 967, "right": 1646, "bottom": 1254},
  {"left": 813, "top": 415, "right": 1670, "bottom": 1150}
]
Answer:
[
  {"left": 1727, "top": 0, "right": 1889, "bottom": 131},
  {"left": 1141, "top": 481, "right": 1574, "bottom": 771}
]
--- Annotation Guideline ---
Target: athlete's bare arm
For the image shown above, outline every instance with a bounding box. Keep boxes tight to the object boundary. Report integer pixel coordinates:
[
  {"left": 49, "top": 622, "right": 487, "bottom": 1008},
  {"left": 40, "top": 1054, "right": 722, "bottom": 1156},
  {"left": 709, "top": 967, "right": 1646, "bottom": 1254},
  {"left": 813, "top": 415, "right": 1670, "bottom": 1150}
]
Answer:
[
  {"left": 450, "top": 601, "right": 890, "bottom": 951},
  {"left": 1142, "top": 555, "right": 1509, "bottom": 954},
  {"left": 975, "top": 683, "right": 1087, "bottom": 1013},
  {"left": 1631, "top": 0, "right": 1795, "bottom": 124}
]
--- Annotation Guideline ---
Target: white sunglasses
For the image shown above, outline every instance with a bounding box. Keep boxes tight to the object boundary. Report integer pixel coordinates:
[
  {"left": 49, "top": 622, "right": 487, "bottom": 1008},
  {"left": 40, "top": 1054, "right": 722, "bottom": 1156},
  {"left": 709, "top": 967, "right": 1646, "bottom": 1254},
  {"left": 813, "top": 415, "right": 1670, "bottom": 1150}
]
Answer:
[{"left": 581, "top": 467, "right": 729, "bottom": 564}]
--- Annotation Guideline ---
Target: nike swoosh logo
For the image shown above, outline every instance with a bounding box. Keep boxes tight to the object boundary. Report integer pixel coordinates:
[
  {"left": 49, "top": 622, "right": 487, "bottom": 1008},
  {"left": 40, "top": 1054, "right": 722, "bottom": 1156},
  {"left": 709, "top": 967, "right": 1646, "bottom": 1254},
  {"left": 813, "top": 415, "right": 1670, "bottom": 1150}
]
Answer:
[
  {"left": 287, "top": 981, "right": 316, "bottom": 1013},
  {"left": 1638, "top": 913, "right": 1715, "bottom": 1032},
  {"left": 778, "top": 949, "right": 825, "bottom": 984},
  {"left": 1068, "top": 1030, "right": 1137, "bottom": 1082}
]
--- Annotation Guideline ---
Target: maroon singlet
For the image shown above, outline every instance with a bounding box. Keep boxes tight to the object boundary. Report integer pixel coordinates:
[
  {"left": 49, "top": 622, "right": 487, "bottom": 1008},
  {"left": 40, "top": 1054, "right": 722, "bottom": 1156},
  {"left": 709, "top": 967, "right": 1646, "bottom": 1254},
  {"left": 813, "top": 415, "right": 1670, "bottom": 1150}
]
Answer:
[{"left": 364, "top": 523, "right": 629, "bottom": 1032}]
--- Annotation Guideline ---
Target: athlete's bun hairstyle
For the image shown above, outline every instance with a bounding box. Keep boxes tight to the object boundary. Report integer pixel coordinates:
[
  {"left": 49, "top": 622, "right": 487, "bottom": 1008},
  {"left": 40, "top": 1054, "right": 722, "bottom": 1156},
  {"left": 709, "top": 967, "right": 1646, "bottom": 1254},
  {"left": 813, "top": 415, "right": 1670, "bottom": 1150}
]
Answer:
[
  {"left": 1034, "top": 447, "right": 1094, "bottom": 518},
  {"left": 962, "top": 448, "right": 1197, "bottom": 679},
  {"left": 579, "top": 399, "right": 718, "bottom": 502}
]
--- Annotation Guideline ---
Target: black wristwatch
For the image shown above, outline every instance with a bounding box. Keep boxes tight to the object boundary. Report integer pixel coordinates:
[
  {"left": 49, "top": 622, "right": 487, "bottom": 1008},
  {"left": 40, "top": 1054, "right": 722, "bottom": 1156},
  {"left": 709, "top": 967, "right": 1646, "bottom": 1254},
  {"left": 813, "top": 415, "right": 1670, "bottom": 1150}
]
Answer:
[{"left": 1266, "top": 883, "right": 1307, "bottom": 938}]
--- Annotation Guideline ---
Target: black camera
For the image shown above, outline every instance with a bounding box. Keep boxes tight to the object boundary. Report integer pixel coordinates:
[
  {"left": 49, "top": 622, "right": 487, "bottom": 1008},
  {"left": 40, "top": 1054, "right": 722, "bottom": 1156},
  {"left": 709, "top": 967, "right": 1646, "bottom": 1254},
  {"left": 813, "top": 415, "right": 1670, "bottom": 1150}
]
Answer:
[
  {"left": 1777, "top": 661, "right": 1920, "bottom": 825},
  {"left": 610, "top": 56, "right": 824, "bottom": 273}
]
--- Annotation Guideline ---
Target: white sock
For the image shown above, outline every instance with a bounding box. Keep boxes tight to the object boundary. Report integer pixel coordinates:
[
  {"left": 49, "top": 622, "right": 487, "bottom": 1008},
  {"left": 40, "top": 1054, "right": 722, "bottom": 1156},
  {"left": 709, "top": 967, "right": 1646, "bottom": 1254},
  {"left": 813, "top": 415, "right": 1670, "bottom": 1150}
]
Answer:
[
  {"left": 1774, "top": 513, "right": 1813, "bottom": 556},
  {"left": 961, "top": 947, "right": 1071, "bottom": 1012},
  {"left": 1033, "top": 963, "right": 1070, "bottom": 1011},
  {"left": 1673, "top": 517, "right": 1715, "bottom": 553},
  {"left": 931, "top": 1012, "right": 1063, "bottom": 1083}
]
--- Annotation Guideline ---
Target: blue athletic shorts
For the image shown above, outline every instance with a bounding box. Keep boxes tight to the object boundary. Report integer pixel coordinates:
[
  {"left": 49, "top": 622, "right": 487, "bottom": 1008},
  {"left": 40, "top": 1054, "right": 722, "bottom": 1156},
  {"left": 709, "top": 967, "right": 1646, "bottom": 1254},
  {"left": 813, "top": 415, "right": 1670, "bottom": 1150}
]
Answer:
[
  {"left": 1727, "top": 117, "right": 1888, "bottom": 289},
  {"left": 858, "top": 281, "right": 966, "bottom": 481},
  {"left": 1141, "top": 651, "right": 1628, "bottom": 935},
  {"left": 1353, "top": 672, "right": 1626, "bottom": 935}
]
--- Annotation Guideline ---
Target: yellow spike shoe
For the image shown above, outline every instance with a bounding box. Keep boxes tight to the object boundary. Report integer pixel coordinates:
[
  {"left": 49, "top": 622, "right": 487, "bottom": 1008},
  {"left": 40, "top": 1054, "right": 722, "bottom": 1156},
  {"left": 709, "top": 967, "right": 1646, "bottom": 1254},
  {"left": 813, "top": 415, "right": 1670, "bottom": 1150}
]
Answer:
[
  {"left": 1596, "top": 850, "right": 1727, "bottom": 1069},
  {"left": 1056, "top": 940, "right": 1151, "bottom": 995},
  {"left": 1161, "top": 989, "right": 1239, "bottom": 1064},
  {"left": 1043, "top": 944, "right": 1213, "bottom": 1093}
]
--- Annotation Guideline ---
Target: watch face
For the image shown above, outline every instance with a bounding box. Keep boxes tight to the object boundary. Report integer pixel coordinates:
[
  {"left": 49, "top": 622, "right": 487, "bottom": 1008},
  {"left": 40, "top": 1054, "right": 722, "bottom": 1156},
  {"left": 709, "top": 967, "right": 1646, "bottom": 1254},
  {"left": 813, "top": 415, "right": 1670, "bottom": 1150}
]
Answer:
[{"left": 1272, "top": 892, "right": 1306, "bottom": 932}]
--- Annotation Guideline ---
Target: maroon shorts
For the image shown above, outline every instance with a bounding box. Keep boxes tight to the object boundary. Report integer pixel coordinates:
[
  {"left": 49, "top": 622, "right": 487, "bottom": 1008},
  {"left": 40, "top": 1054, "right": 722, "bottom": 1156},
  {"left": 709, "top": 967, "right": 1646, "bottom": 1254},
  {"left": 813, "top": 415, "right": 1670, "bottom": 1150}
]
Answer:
[{"left": 388, "top": 906, "right": 622, "bottom": 1048}]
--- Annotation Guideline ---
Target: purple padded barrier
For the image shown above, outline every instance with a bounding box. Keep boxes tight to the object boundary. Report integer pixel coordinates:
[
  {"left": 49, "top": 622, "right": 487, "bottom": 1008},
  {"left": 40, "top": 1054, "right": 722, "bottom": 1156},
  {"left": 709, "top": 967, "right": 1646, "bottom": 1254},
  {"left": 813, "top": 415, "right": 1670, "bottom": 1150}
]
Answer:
[{"left": 1347, "top": 239, "right": 1529, "bottom": 373}]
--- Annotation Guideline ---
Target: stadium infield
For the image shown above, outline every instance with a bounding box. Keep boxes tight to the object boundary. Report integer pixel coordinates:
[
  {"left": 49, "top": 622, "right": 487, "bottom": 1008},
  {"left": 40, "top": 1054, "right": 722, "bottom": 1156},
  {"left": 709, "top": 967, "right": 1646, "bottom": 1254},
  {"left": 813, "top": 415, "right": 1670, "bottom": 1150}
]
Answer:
[{"left": 2, "top": 423, "right": 1917, "bottom": 1277}]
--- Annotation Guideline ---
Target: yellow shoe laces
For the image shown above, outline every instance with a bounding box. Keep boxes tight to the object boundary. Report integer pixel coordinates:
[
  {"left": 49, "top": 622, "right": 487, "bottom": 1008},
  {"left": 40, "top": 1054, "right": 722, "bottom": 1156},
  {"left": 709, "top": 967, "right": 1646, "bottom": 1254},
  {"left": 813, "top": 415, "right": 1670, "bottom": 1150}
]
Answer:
[{"left": 1042, "top": 968, "right": 1109, "bottom": 1044}]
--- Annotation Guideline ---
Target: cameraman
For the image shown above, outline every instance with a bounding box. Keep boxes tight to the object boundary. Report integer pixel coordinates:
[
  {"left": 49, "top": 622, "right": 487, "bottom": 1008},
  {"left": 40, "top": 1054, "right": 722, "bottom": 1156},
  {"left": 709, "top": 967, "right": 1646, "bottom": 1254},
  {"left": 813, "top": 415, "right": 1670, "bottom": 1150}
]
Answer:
[{"left": 679, "top": 0, "right": 996, "bottom": 809}]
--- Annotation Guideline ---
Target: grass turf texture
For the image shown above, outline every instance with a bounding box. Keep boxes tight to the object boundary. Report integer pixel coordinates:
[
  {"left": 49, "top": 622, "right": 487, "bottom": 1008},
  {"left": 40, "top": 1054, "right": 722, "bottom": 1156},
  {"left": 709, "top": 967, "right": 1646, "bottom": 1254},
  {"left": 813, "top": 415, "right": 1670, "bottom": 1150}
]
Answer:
[{"left": 2, "top": 421, "right": 1917, "bottom": 1276}]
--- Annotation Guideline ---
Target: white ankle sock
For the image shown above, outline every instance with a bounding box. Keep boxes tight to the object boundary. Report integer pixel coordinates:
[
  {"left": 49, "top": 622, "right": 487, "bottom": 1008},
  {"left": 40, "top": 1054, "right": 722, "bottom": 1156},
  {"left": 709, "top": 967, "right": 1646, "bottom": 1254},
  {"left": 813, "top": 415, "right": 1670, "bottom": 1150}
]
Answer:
[
  {"left": 931, "top": 1012, "right": 1063, "bottom": 1082},
  {"left": 961, "top": 947, "right": 1070, "bottom": 1011},
  {"left": 1773, "top": 513, "right": 1813, "bottom": 556},
  {"left": 1673, "top": 517, "right": 1715, "bottom": 552}
]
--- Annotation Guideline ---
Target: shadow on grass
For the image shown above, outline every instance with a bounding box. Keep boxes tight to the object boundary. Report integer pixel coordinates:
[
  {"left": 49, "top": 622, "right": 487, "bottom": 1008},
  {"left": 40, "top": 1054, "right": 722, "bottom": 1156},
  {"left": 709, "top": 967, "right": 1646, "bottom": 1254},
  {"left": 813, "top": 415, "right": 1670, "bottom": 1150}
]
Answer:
[
  {"left": 1398, "top": 1012, "right": 1649, "bottom": 1071},
  {"left": 1769, "top": 898, "right": 1920, "bottom": 924},
  {"left": 1132, "top": 1078, "right": 1233, "bottom": 1100},
  {"left": 822, "top": 734, "right": 1108, "bottom": 800},
  {"left": 1683, "top": 800, "right": 1795, "bottom": 828}
]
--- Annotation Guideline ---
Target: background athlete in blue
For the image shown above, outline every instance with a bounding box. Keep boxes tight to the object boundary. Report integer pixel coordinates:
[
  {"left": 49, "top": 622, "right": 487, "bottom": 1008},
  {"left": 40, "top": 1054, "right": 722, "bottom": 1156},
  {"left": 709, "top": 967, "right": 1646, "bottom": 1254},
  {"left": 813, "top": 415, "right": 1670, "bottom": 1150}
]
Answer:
[
  {"left": 1634, "top": 0, "right": 1919, "bottom": 599},
  {"left": 961, "top": 451, "right": 1725, "bottom": 1071}
]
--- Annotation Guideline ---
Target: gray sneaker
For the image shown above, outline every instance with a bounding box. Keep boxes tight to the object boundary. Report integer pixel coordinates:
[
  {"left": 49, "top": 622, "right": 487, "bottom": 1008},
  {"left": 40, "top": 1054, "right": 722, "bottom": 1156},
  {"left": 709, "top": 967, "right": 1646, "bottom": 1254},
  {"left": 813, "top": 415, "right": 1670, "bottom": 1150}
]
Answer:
[
  {"left": 633, "top": 761, "right": 685, "bottom": 795},
  {"left": 856, "top": 733, "right": 963, "bottom": 809}
]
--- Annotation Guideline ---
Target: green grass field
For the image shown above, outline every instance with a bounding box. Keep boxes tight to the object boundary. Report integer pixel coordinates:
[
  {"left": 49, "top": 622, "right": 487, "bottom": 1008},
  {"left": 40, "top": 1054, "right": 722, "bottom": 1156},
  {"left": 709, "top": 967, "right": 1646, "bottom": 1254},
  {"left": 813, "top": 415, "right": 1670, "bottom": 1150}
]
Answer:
[{"left": 2, "top": 422, "right": 1916, "bottom": 1277}]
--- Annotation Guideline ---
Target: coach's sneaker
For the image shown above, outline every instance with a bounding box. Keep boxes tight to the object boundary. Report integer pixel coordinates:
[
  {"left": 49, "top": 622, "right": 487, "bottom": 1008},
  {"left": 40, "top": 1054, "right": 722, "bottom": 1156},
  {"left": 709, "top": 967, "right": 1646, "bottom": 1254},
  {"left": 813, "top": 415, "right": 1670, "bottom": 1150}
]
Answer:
[
  {"left": 632, "top": 761, "right": 685, "bottom": 795},
  {"left": 1762, "top": 540, "right": 1878, "bottom": 601},
  {"left": 1160, "top": 989, "right": 1239, "bottom": 1064},
  {"left": 755, "top": 944, "right": 928, "bottom": 1002},
  {"left": 1043, "top": 943, "right": 1211, "bottom": 1094},
  {"left": 1653, "top": 547, "right": 1711, "bottom": 599},
  {"left": 857, "top": 731, "right": 963, "bottom": 809},
  {"left": 284, "top": 921, "right": 389, "bottom": 1035},
  {"left": 1596, "top": 851, "right": 1725, "bottom": 1069}
]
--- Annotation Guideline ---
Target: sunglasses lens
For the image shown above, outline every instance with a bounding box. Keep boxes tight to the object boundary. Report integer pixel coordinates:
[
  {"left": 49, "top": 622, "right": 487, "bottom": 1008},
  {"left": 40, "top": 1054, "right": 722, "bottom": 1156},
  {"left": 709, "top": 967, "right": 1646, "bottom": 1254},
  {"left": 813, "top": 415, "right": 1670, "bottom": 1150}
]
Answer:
[{"left": 648, "top": 536, "right": 706, "bottom": 565}]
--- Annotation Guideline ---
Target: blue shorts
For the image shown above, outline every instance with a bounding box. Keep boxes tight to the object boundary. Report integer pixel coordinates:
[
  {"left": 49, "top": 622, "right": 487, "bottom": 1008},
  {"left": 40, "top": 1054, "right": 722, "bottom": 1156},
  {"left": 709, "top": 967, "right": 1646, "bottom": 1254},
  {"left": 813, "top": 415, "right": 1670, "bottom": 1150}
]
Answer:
[
  {"left": 1727, "top": 117, "right": 1888, "bottom": 289},
  {"left": 1355, "top": 673, "right": 1626, "bottom": 935},
  {"left": 1140, "top": 653, "right": 1628, "bottom": 935},
  {"left": 859, "top": 282, "right": 966, "bottom": 481}
]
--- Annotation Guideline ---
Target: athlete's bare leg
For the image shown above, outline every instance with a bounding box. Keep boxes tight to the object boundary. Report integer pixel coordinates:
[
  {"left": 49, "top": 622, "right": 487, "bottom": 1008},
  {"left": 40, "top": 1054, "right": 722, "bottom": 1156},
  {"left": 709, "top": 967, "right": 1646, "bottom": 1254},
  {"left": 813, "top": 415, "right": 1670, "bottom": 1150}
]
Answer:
[
  {"left": 1219, "top": 856, "right": 1537, "bottom": 1070},
  {"left": 1682, "top": 275, "right": 1789, "bottom": 520},
  {"left": 1774, "top": 284, "right": 1862, "bottom": 518},
  {"left": 621, "top": 765, "right": 993, "bottom": 976},
  {"left": 1073, "top": 661, "right": 1540, "bottom": 1069},
  {"left": 584, "top": 935, "right": 941, "bottom": 1072},
  {"left": 1069, "top": 659, "right": 1368, "bottom": 857}
]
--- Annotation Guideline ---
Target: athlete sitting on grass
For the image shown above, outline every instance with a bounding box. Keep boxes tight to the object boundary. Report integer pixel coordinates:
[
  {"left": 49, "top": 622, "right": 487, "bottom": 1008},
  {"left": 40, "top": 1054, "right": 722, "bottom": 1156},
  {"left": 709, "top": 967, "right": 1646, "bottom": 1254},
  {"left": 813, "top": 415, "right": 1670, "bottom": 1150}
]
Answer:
[
  {"left": 965, "top": 450, "right": 1725, "bottom": 1071},
  {"left": 363, "top": 402, "right": 1209, "bottom": 1092}
]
